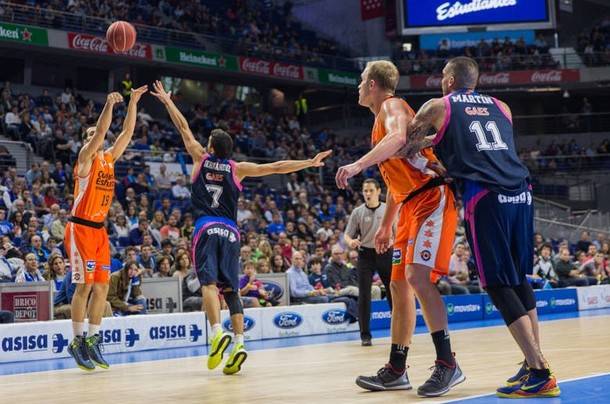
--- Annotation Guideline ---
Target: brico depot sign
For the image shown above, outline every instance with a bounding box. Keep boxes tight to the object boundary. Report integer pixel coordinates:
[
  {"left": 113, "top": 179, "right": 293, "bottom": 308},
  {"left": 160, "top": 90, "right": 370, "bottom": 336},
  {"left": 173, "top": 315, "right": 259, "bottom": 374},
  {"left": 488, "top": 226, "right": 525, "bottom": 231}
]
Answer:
[
  {"left": 410, "top": 69, "right": 580, "bottom": 89},
  {"left": 67, "top": 32, "right": 152, "bottom": 59},
  {"left": 239, "top": 57, "right": 304, "bottom": 80}
]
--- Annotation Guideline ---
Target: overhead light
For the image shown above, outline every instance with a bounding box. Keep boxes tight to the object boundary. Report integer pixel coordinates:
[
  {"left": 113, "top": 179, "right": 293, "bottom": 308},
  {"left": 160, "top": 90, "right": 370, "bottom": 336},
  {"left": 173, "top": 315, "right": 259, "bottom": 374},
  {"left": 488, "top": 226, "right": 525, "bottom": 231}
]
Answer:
[{"left": 402, "top": 42, "right": 412, "bottom": 52}]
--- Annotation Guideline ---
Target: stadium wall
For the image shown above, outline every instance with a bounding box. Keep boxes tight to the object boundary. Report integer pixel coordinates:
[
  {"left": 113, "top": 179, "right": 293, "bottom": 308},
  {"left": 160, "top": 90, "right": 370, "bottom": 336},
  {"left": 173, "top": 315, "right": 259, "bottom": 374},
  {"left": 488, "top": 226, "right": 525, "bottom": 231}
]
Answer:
[{"left": 3, "top": 287, "right": 606, "bottom": 364}]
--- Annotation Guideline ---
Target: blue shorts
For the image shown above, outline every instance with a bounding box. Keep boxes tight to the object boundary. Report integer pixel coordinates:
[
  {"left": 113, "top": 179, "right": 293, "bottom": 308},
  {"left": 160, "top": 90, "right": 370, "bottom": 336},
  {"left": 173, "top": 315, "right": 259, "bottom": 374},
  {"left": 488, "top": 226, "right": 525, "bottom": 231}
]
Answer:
[
  {"left": 462, "top": 181, "right": 533, "bottom": 288},
  {"left": 192, "top": 216, "right": 241, "bottom": 290}
]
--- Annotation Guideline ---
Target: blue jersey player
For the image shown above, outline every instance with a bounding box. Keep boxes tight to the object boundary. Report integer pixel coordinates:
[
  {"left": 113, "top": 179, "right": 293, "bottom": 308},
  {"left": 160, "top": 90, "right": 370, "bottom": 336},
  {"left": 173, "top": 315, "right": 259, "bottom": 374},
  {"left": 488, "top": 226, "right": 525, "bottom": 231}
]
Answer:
[
  {"left": 402, "top": 57, "right": 559, "bottom": 398},
  {"left": 151, "top": 81, "right": 331, "bottom": 375}
]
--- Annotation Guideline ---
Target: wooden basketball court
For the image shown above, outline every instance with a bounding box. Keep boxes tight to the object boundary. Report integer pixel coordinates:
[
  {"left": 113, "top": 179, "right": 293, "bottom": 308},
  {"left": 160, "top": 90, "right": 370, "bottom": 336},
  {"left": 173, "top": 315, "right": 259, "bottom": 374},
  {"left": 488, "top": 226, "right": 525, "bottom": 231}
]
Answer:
[{"left": 1, "top": 314, "right": 609, "bottom": 403}]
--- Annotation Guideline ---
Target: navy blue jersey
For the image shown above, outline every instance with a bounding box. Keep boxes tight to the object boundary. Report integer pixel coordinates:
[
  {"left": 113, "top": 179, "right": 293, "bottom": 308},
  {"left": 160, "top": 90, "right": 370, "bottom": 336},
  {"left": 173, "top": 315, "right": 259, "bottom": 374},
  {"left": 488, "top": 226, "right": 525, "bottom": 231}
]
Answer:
[
  {"left": 191, "top": 154, "right": 242, "bottom": 222},
  {"left": 433, "top": 89, "right": 529, "bottom": 194}
]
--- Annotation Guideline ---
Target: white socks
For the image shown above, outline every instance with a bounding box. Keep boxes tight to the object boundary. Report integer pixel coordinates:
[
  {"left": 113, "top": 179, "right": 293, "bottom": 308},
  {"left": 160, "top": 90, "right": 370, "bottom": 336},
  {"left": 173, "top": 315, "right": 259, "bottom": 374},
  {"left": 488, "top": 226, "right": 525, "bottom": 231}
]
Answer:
[
  {"left": 212, "top": 323, "right": 222, "bottom": 335},
  {"left": 72, "top": 321, "right": 85, "bottom": 337},
  {"left": 235, "top": 334, "right": 244, "bottom": 346},
  {"left": 89, "top": 323, "right": 101, "bottom": 336}
]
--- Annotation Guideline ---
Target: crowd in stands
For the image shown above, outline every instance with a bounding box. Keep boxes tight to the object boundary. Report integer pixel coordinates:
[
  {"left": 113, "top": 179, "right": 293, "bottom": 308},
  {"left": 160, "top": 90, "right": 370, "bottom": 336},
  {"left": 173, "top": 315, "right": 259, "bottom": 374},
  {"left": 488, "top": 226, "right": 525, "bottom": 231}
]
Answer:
[
  {"left": 0, "top": 0, "right": 349, "bottom": 68},
  {"left": 0, "top": 82, "right": 608, "bottom": 322},
  {"left": 395, "top": 35, "right": 558, "bottom": 75},
  {"left": 577, "top": 17, "right": 610, "bottom": 67},
  {"left": 519, "top": 137, "right": 610, "bottom": 172}
]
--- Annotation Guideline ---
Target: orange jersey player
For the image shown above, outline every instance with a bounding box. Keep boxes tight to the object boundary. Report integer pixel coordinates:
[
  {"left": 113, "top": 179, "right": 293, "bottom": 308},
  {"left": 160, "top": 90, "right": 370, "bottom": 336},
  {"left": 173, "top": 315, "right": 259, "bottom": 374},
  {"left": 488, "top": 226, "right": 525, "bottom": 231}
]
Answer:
[
  {"left": 336, "top": 61, "right": 463, "bottom": 398},
  {"left": 65, "top": 85, "right": 148, "bottom": 372}
]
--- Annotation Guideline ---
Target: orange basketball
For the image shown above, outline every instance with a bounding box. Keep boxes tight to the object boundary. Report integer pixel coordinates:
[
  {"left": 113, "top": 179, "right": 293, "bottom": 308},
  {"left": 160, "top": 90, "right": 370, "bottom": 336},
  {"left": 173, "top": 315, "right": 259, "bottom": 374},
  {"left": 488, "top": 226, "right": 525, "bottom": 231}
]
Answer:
[{"left": 106, "top": 21, "right": 137, "bottom": 52}]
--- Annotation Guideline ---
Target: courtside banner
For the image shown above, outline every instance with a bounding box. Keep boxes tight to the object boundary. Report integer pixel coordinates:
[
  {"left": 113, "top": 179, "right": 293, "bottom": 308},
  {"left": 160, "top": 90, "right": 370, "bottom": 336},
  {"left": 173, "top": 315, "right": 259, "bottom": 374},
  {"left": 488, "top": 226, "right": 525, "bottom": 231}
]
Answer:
[
  {"left": 370, "top": 299, "right": 392, "bottom": 330},
  {"left": 141, "top": 278, "right": 183, "bottom": 314},
  {"left": 444, "top": 294, "right": 484, "bottom": 323},
  {"left": 0, "top": 313, "right": 207, "bottom": 363},
  {"left": 211, "top": 308, "right": 264, "bottom": 342},
  {"left": 410, "top": 69, "right": 580, "bottom": 89},
  {"left": 260, "top": 306, "right": 311, "bottom": 339},
  {"left": 484, "top": 288, "right": 578, "bottom": 319},
  {"left": 307, "top": 303, "right": 360, "bottom": 335},
  {"left": 577, "top": 285, "right": 610, "bottom": 311}
]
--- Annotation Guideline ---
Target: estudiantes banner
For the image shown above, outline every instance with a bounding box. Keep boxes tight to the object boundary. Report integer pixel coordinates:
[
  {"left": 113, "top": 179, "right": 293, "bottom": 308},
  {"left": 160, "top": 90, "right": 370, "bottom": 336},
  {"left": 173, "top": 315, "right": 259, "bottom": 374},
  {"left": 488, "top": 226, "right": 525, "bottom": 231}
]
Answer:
[{"left": 410, "top": 69, "right": 581, "bottom": 89}]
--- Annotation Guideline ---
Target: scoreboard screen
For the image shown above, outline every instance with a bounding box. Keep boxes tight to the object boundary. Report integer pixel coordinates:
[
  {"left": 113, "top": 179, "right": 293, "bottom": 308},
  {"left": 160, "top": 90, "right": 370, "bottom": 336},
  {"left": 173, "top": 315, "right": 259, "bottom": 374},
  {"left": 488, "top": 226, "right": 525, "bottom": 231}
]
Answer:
[{"left": 399, "top": 0, "right": 555, "bottom": 35}]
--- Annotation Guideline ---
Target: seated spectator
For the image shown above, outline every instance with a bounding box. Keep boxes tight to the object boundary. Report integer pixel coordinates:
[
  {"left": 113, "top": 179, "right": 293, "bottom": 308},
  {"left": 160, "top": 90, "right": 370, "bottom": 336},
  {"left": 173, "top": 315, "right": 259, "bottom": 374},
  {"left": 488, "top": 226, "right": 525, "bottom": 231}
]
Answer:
[
  {"left": 15, "top": 253, "right": 44, "bottom": 282},
  {"left": 256, "top": 258, "right": 271, "bottom": 274},
  {"left": 107, "top": 260, "right": 147, "bottom": 315},
  {"left": 580, "top": 252, "right": 608, "bottom": 284},
  {"left": 160, "top": 213, "right": 181, "bottom": 241},
  {"left": 171, "top": 175, "right": 191, "bottom": 200},
  {"left": 325, "top": 245, "right": 359, "bottom": 297},
  {"left": 239, "top": 261, "right": 278, "bottom": 307},
  {"left": 530, "top": 244, "right": 561, "bottom": 288},
  {"left": 287, "top": 252, "right": 329, "bottom": 304},
  {"left": 271, "top": 253, "right": 287, "bottom": 273},
  {"left": 129, "top": 218, "right": 159, "bottom": 247},
  {"left": 555, "top": 248, "right": 590, "bottom": 287},
  {"left": 154, "top": 255, "right": 172, "bottom": 278},
  {"left": 172, "top": 251, "right": 191, "bottom": 281},
  {"left": 138, "top": 245, "right": 156, "bottom": 278},
  {"left": 44, "top": 253, "right": 66, "bottom": 292},
  {"left": 155, "top": 163, "right": 173, "bottom": 191},
  {"left": 308, "top": 256, "right": 329, "bottom": 290},
  {"left": 266, "top": 213, "right": 286, "bottom": 240}
]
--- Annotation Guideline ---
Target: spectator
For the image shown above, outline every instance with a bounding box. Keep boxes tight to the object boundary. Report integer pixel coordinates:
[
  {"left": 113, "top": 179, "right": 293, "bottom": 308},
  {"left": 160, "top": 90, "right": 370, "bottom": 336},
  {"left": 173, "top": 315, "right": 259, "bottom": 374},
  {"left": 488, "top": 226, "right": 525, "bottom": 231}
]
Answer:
[
  {"left": 0, "top": 242, "right": 15, "bottom": 281},
  {"left": 154, "top": 255, "right": 172, "bottom": 278},
  {"left": 287, "top": 251, "right": 329, "bottom": 304},
  {"left": 239, "top": 261, "right": 277, "bottom": 307},
  {"left": 308, "top": 256, "right": 329, "bottom": 290},
  {"left": 171, "top": 175, "right": 191, "bottom": 200},
  {"left": 555, "top": 248, "right": 590, "bottom": 287},
  {"left": 28, "top": 234, "right": 50, "bottom": 264},
  {"left": 44, "top": 253, "right": 66, "bottom": 292},
  {"left": 15, "top": 253, "right": 44, "bottom": 282},
  {"left": 580, "top": 252, "right": 608, "bottom": 284},
  {"left": 129, "top": 218, "right": 158, "bottom": 247},
  {"left": 155, "top": 164, "right": 173, "bottom": 191},
  {"left": 107, "top": 260, "right": 147, "bottom": 315},
  {"left": 576, "top": 231, "right": 592, "bottom": 254},
  {"left": 325, "top": 245, "right": 359, "bottom": 297},
  {"left": 266, "top": 212, "right": 286, "bottom": 239},
  {"left": 160, "top": 213, "right": 181, "bottom": 241},
  {"left": 138, "top": 245, "right": 156, "bottom": 278},
  {"left": 271, "top": 253, "right": 287, "bottom": 273},
  {"left": 172, "top": 251, "right": 191, "bottom": 281}
]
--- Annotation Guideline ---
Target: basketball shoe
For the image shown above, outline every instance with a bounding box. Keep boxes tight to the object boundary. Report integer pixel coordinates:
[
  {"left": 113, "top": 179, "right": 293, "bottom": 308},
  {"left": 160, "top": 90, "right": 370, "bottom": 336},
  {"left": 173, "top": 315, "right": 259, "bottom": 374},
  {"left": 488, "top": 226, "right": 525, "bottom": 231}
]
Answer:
[
  {"left": 207, "top": 329, "right": 232, "bottom": 370},
  {"left": 223, "top": 343, "right": 248, "bottom": 375},
  {"left": 497, "top": 372, "right": 560, "bottom": 398},
  {"left": 68, "top": 335, "right": 95, "bottom": 371},
  {"left": 355, "top": 364, "right": 412, "bottom": 391},
  {"left": 506, "top": 361, "right": 528, "bottom": 386},
  {"left": 417, "top": 359, "right": 466, "bottom": 397},
  {"left": 85, "top": 333, "right": 109, "bottom": 369}
]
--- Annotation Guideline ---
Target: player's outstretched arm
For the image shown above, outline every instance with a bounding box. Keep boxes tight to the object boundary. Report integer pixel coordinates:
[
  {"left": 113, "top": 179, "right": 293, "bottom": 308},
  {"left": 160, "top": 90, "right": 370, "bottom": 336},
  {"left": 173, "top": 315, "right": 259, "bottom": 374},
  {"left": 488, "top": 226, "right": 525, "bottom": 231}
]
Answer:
[
  {"left": 235, "top": 150, "right": 332, "bottom": 182},
  {"left": 402, "top": 98, "right": 446, "bottom": 158},
  {"left": 109, "top": 85, "right": 148, "bottom": 161},
  {"left": 78, "top": 92, "right": 122, "bottom": 165},
  {"left": 150, "top": 80, "right": 206, "bottom": 163},
  {"left": 336, "top": 98, "right": 410, "bottom": 189}
]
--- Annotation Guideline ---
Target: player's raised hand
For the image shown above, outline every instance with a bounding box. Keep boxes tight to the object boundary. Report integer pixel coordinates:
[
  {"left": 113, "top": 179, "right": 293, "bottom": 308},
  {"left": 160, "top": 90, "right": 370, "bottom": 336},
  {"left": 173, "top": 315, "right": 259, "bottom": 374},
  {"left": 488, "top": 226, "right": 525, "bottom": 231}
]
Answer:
[
  {"left": 335, "top": 161, "right": 362, "bottom": 189},
  {"left": 106, "top": 92, "right": 123, "bottom": 106},
  {"left": 310, "top": 150, "right": 332, "bottom": 167},
  {"left": 129, "top": 85, "right": 148, "bottom": 104},
  {"left": 150, "top": 80, "right": 172, "bottom": 104}
]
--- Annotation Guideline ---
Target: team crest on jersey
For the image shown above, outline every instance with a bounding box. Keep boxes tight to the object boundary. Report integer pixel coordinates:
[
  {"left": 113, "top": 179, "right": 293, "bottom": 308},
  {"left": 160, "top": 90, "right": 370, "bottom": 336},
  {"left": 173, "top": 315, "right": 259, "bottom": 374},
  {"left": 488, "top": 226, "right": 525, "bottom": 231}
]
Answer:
[
  {"left": 392, "top": 248, "right": 402, "bottom": 265},
  {"left": 86, "top": 260, "right": 96, "bottom": 272},
  {"left": 420, "top": 250, "right": 432, "bottom": 262},
  {"left": 229, "top": 232, "right": 237, "bottom": 243}
]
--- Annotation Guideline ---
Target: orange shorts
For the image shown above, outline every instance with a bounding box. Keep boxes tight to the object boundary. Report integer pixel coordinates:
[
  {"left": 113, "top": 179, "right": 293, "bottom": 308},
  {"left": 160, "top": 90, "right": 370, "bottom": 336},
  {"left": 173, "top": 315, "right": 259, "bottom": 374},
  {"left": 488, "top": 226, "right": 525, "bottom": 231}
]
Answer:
[
  {"left": 391, "top": 184, "right": 457, "bottom": 283},
  {"left": 64, "top": 221, "right": 111, "bottom": 284}
]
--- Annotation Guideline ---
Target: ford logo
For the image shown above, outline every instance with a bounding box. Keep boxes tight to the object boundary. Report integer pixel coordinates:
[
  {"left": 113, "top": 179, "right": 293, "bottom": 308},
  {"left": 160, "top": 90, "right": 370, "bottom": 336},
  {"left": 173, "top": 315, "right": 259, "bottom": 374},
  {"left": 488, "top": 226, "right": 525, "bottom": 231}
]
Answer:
[
  {"left": 262, "top": 281, "right": 284, "bottom": 300},
  {"left": 223, "top": 316, "right": 256, "bottom": 332},
  {"left": 322, "top": 309, "right": 347, "bottom": 325},
  {"left": 273, "top": 312, "right": 303, "bottom": 329}
]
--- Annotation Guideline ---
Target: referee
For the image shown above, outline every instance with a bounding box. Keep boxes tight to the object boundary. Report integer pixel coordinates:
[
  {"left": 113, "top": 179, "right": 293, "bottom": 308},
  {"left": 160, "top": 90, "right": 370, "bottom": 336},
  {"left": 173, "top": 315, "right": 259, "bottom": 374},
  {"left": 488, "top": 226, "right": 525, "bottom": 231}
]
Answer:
[{"left": 345, "top": 178, "right": 394, "bottom": 346}]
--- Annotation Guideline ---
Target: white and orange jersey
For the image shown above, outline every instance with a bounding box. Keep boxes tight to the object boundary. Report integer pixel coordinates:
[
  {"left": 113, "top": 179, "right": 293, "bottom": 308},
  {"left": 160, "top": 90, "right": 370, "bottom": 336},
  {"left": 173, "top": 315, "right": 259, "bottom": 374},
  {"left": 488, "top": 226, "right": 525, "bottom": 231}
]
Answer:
[
  {"left": 371, "top": 97, "right": 440, "bottom": 204},
  {"left": 71, "top": 152, "right": 115, "bottom": 223}
]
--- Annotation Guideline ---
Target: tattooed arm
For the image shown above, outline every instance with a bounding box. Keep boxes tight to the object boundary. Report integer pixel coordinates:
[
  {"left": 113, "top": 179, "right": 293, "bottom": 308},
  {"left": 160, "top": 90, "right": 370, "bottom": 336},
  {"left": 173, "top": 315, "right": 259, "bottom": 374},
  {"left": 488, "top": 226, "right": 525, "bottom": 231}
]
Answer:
[{"left": 401, "top": 98, "right": 447, "bottom": 158}]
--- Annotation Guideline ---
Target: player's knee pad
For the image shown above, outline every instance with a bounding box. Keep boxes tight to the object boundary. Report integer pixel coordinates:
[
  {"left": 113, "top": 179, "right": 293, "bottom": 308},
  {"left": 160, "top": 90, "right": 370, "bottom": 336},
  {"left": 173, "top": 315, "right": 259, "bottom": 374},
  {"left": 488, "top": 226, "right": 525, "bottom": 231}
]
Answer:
[
  {"left": 513, "top": 281, "right": 536, "bottom": 312},
  {"left": 486, "top": 286, "right": 527, "bottom": 326},
  {"left": 224, "top": 290, "right": 243, "bottom": 315}
]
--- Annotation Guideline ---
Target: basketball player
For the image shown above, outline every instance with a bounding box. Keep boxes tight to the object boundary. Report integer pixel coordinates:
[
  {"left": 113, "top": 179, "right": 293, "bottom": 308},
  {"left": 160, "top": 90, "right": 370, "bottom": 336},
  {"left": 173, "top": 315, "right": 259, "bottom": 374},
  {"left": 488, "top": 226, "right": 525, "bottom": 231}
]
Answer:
[
  {"left": 399, "top": 57, "right": 560, "bottom": 398},
  {"left": 151, "top": 81, "right": 331, "bottom": 375},
  {"left": 66, "top": 85, "right": 148, "bottom": 371},
  {"left": 336, "top": 61, "right": 464, "bottom": 397}
]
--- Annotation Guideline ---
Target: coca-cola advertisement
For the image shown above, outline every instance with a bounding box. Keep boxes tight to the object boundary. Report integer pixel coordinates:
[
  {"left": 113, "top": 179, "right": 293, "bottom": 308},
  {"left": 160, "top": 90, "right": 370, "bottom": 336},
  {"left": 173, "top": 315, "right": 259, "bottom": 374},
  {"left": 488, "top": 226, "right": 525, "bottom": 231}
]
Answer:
[
  {"left": 410, "top": 69, "right": 580, "bottom": 90},
  {"left": 67, "top": 32, "right": 152, "bottom": 60},
  {"left": 239, "top": 57, "right": 304, "bottom": 80}
]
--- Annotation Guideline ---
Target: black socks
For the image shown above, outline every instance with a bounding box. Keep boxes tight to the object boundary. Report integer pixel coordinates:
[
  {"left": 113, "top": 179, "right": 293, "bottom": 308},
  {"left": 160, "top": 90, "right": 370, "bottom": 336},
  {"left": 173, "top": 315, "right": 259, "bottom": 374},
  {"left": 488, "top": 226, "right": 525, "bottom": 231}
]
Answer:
[
  {"left": 389, "top": 343, "right": 408, "bottom": 372},
  {"left": 431, "top": 329, "right": 454, "bottom": 366}
]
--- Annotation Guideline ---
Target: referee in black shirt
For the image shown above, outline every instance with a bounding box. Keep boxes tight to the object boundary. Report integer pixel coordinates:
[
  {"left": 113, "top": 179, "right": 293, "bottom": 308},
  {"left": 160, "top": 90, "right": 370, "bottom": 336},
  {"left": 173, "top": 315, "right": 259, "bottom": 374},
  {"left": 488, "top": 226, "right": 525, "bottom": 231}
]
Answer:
[{"left": 345, "top": 179, "right": 394, "bottom": 346}]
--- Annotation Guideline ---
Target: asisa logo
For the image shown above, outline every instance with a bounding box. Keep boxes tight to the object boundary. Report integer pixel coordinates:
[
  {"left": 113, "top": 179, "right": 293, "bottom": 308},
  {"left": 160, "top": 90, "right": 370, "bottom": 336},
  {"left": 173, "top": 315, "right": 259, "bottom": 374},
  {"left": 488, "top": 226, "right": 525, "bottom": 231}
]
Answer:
[
  {"left": 1, "top": 333, "right": 69, "bottom": 353},
  {"left": 223, "top": 316, "right": 256, "bottom": 332},
  {"left": 322, "top": 309, "right": 348, "bottom": 325},
  {"left": 100, "top": 328, "right": 140, "bottom": 348},
  {"left": 149, "top": 324, "right": 202, "bottom": 342},
  {"left": 273, "top": 312, "right": 303, "bottom": 329}
]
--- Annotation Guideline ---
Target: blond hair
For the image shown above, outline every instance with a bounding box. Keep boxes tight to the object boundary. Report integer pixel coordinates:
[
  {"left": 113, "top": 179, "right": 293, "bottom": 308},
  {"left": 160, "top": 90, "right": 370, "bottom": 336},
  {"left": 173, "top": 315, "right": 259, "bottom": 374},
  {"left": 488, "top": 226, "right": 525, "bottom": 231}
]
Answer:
[{"left": 364, "top": 60, "right": 399, "bottom": 92}]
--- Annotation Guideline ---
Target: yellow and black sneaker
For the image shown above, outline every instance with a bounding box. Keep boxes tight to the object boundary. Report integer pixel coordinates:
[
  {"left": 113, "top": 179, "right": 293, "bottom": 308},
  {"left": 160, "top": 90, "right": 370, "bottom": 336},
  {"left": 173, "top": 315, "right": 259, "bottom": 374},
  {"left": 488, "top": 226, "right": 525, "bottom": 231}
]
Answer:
[
  {"left": 222, "top": 343, "right": 247, "bottom": 375},
  {"left": 207, "top": 330, "right": 232, "bottom": 370}
]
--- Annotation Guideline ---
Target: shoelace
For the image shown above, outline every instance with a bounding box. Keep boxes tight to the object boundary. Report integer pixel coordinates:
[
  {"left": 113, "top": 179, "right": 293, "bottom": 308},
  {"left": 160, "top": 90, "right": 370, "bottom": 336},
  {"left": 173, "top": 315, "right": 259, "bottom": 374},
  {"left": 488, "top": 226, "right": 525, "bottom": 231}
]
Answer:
[
  {"left": 86, "top": 335, "right": 105, "bottom": 353},
  {"left": 428, "top": 362, "right": 449, "bottom": 385}
]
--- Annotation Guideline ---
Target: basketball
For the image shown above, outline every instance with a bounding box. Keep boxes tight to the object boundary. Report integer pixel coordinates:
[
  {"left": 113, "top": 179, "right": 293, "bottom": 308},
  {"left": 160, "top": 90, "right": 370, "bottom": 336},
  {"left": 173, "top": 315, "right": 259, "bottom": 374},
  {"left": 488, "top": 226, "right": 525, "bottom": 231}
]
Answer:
[{"left": 106, "top": 21, "right": 136, "bottom": 52}]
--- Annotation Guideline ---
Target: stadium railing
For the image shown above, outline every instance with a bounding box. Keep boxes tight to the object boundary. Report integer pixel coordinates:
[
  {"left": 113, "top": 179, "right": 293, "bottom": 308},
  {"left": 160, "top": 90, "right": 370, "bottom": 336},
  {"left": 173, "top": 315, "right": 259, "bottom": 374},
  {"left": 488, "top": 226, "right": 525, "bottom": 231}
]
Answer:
[{"left": 0, "top": 1, "right": 358, "bottom": 71}]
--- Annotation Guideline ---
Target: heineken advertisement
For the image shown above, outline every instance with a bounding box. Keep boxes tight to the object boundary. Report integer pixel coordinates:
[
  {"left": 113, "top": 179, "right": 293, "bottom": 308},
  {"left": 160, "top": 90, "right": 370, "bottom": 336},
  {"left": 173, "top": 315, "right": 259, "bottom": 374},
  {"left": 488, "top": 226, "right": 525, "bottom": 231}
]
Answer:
[
  {"left": 0, "top": 22, "right": 48, "bottom": 46},
  {"left": 165, "top": 47, "right": 238, "bottom": 71},
  {"left": 318, "top": 69, "right": 359, "bottom": 86}
]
